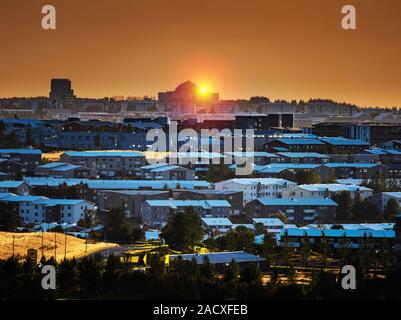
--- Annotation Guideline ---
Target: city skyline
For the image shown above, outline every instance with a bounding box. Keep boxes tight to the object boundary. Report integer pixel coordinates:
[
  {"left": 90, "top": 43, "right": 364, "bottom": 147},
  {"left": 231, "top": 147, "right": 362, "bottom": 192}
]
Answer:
[{"left": 1, "top": 0, "right": 401, "bottom": 108}]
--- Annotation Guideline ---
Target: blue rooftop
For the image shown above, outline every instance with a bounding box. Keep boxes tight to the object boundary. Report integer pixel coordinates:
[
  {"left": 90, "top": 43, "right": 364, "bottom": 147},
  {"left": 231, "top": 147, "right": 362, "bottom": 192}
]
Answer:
[
  {"left": 170, "top": 251, "right": 265, "bottom": 264},
  {"left": 34, "top": 199, "right": 91, "bottom": 206},
  {"left": 257, "top": 198, "right": 338, "bottom": 206},
  {"left": 0, "top": 149, "right": 42, "bottom": 155},
  {"left": 0, "top": 181, "right": 27, "bottom": 188},
  {"left": 277, "top": 152, "right": 329, "bottom": 159},
  {"left": 63, "top": 151, "right": 144, "bottom": 157},
  {"left": 145, "top": 200, "right": 231, "bottom": 209},
  {"left": 325, "top": 163, "right": 380, "bottom": 168},
  {"left": 23, "top": 177, "right": 210, "bottom": 189},
  {"left": 226, "top": 152, "right": 278, "bottom": 158},
  {"left": 321, "top": 137, "right": 369, "bottom": 146},
  {"left": 275, "top": 138, "right": 324, "bottom": 145},
  {"left": 258, "top": 163, "right": 321, "bottom": 171},
  {"left": 0, "top": 119, "right": 43, "bottom": 127},
  {"left": 279, "top": 228, "right": 394, "bottom": 239},
  {"left": 201, "top": 217, "right": 233, "bottom": 226},
  {"left": 37, "top": 162, "right": 81, "bottom": 171},
  {"left": 252, "top": 218, "right": 284, "bottom": 226}
]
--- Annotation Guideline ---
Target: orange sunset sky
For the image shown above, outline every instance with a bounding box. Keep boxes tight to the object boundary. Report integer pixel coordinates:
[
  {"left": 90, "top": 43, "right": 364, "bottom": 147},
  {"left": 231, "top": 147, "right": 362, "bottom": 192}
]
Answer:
[{"left": 0, "top": 0, "right": 400, "bottom": 107}]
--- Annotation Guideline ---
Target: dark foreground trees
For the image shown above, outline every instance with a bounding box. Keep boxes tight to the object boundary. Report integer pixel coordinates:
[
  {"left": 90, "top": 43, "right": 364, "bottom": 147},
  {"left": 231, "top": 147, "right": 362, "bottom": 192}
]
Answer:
[
  {"left": 1, "top": 253, "right": 401, "bottom": 300},
  {"left": 104, "top": 207, "right": 144, "bottom": 243},
  {"left": 160, "top": 207, "right": 204, "bottom": 251},
  {"left": 0, "top": 202, "right": 20, "bottom": 231}
]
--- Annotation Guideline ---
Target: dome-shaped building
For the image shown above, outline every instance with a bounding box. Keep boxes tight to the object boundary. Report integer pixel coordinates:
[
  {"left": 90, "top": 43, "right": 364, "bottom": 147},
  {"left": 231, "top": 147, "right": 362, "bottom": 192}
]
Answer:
[
  {"left": 158, "top": 80, "right": 219, "bottom": 114},
  {"left": 173, "top": 81, "right": 200, "bottom": 101}
]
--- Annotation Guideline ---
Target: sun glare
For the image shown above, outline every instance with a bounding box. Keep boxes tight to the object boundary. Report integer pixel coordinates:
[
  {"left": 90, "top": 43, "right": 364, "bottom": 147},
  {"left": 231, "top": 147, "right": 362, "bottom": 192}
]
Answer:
[{"left": 199, "top": 86, "right": 208, "bottom": 95}]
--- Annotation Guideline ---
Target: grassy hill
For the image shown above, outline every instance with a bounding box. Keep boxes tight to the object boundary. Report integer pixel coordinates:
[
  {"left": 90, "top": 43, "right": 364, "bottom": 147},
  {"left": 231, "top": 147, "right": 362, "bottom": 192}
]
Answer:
[{"left": 0, "top": 232, "right": 117, "bottom": 262}]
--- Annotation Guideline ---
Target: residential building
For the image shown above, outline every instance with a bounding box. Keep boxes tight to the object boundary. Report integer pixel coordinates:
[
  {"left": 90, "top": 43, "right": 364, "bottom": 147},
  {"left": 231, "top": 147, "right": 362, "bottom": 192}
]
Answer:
[
  {"left": 35, "top": 162, "right": 95, "bottom": 179},
  {"left": 252, "top": 218, "right": 285, "bottom": 234},
  {"left": 275, "top": 152, "right": 330, "bottom": 164},
  {"left": 97, "top": 190, "right": 169, "bottom": 218},
  {"left": 60, "top": 151, "right": 146, "bottom": 178},
  {"left": 366, "top": 192, "right": 401, "bottom": 213},
  {"left": 313, "top": 122, "right": 401, "bottom": 145},
  {"left": 320, "top": 137, "right": 370, "bottom": 153},
  {"left": 254, "top": 163, "right": 331, "bottom": 180},
  {"left": 265, "top": 138, "right": 326, "bottom": 153},
  {"left": 329, "top": 153, "right": 381, "bottom": 164},
  {"left": 277, "top": 228, "right": 394, "bottom": 250},
  {"left": 23, "top": 177, "right": 210, "bottom": 203},
  {"left": 173, "top": 189, "right": 244, "bottom": 215},
  {"left": 141, "top": 200, "right": 232, "bottom": 227},
  {"left": 0, "top": 193, "right": 95, "bottom": 224},
  {"left": 0, "top": 181, "right": 31, "bottom": 195},
  {"left": 201, "top": 217, "right": 234, "bottom": 233},
  {"left": 224, "top": 152, "right": 279, "bottom": 166},
  {"left": 138, "top": 163, "right": 195, "bottom": 180},
  {"left": 0, "top": 149, "right": 42, "bottom": 174},
  {"left": 282, "top": 184, "right": 373, "bottom": 200},
  {"left": 245, "top": 198, "right": 338, "bottom": 225},
  {"left": 214, "top": 178, "right": 297, "bottom": 204},
  {"left": 324, "top": 163, "right": 388, "bottom": 179},
  {"left": 0, "top": 159, "right": 24, "bottom": 179}
]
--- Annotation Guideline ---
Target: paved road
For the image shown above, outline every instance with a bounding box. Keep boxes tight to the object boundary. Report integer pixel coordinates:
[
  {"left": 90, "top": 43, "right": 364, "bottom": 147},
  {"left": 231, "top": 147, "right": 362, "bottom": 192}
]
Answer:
[{"left": 81, "top": 245, "right": 138, "bottom": 260}]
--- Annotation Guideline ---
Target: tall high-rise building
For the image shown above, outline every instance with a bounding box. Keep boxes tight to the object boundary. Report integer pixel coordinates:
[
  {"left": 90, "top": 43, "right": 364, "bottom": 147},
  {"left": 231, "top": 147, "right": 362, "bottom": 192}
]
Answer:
[{"left": 49, "top": 79, "right": 76, "bottom": 108}]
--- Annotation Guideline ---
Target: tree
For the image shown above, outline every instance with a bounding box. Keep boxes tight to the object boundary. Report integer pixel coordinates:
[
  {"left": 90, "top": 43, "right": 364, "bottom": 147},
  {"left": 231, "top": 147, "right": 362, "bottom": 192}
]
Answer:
[
  {"left": 105, "top": 207, "right": 143, "bottom": 242},
  {"left": 200, "top": 164, "right": 234, "bottom": 182},
  {"left": 383, "top": 198, "right": 400, "bottom": 222},
  {"left": 216, "top": 226, "right": 255, "bottom": 252},
  {"left": 294, "top": 170, "right": 320, "bottom": 184},
  {"left": 351, "top": 194, "right": 365, "bottom": 221},
  {"left": 199, "top": 256, "right": 215, "bottom": 280},
  {"left": 0, "top": 121, "right": 5, "bottom": 140},
  {"left": 78, "top": 257, "right": 101, "bottom": 296},
  {"left": 94, "top": 133, "right": 102, "bottom": 149},
  {"left": 25, "top": 125, "right": 36, "bottom": 146},
  {"left": 338, "top": 234, "right": 352, "bottom": 266},
  {"left": 319, "top": 232, "right": 329, "bottom": 269},
  {"left": 160, "top": 207, "right": 204, "bottom": 251},
  {"left": 239, "top": 263, "right": 261, "bottom": 284},
  {"left": 58, "top": 258, "right": 78, "bottom": 293},
  {"left": 333, "top": 191, "right": 353, "bottom": 221},
  {"left": 0, "top": 202, "right": 20, "bottom": 231},
  {"left": 324, "top": 170, "right": 337, "bottom": 183},
  {"left": 3, "top": 132, "right": 20, "bottom": 148},
  {"left": 300, "top": 231, "right": 311, "bottom": 267},
  {"left": 281, "top": 229, "right": 292, "bottom": 266},
  {"left": 262, "top": 232, "right": 277, "bottom": 266},
  {"left": 365, "top": 173, "right": 388, "bottom": 194},
  {"left": 77, "top": 209, "right": 98, "bottom": 229},
  {"left": 269, "top": 212, "right": 288, "bottom": 224},
  {"left": 223, "top": 260, "right": 239, "bottom": 282}
]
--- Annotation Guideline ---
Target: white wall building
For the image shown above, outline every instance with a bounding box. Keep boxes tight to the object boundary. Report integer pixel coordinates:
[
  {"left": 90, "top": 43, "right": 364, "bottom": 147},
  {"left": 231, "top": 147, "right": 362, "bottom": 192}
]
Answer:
[
  {"left": 0, "top": 193, "right": 96, "bottom": 224},
  {"left": 282, "top": 184, "right": 373, "bottom": 200},
  {"left": 201, "top": 217, "right": 234, "bottom": 233},
  {"left": 214, "top": 178, "right": 297, "bottom": 205},
  {"left": 366, "top": 192, "right": 401, "bottom": 213}
]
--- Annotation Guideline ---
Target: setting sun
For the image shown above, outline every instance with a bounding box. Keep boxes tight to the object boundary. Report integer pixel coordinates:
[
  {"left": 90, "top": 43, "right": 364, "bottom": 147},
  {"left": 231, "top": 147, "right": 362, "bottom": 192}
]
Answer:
[{"left": 200, "top": 86, "right": 208, "bottom": 95}]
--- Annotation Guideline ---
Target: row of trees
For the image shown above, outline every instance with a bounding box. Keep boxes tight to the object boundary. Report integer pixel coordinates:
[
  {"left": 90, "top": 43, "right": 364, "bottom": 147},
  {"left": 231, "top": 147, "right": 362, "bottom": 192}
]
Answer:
[
  {"left": 362, "top": 173, "right": 401, "bottom": 194},
  {"left": 0, "top": 121, "right": 36, "bottom": 148},
  {"left": 332, "top": 192, "right": 398, "bottom": 222}
]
